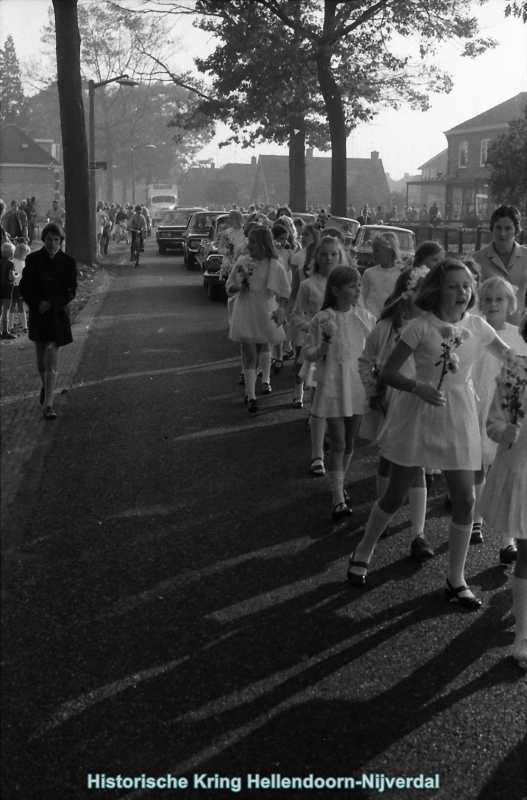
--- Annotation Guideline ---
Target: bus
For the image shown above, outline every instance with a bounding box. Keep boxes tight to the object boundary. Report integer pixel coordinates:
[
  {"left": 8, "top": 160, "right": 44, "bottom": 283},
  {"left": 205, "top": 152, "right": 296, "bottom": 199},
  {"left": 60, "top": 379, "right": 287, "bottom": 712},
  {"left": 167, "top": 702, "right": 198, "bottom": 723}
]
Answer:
[{"left": 146, "top": 184, "right": 178, "bottom": 223}]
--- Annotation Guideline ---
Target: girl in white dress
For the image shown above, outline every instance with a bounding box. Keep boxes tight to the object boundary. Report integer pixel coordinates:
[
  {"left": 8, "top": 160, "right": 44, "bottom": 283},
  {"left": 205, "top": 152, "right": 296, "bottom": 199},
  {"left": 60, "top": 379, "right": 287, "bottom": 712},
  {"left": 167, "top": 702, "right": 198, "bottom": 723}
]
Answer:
[
  {"left": 359, "top": 265, "right": 434, "bottom": 559},
  {"left": 294, "top": 237, "right": 347, "bottom": 476},
  {"left": 347, "top": 259, "right": 510, "bottom": 610},
  {"left": 472, "top": 277, "right": 527, "bottom": 558},
  {"left": 305, "top": 265, "right": 375, "bottom": 520},
  {"left": 271, "top": 224, "right": 295, "bottom": 372},
  {"left": 480, "top": 315, "right": 527, "bottom": 666},
  {"left": 226, "top": 227, "right": 290, "bottom": 413},
  {"left": 361, "top": 232, "right": 403, "bottom": 319}
]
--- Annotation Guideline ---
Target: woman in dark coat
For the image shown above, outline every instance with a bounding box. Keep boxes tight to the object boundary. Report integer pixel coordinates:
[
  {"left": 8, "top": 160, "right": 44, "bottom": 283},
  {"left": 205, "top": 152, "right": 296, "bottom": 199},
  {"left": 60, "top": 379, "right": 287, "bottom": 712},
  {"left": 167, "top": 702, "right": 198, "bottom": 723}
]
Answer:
[{"left": 19, "top": 223, "right": 77, "bottom": 420}]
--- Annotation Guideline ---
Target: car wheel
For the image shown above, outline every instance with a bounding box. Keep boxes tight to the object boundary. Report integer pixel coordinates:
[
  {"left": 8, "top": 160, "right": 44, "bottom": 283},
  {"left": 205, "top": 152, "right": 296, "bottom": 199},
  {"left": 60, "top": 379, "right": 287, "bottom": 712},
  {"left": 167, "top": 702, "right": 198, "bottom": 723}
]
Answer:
[{"left": 208, "top": 284, "right": 222, "bottom": 301}]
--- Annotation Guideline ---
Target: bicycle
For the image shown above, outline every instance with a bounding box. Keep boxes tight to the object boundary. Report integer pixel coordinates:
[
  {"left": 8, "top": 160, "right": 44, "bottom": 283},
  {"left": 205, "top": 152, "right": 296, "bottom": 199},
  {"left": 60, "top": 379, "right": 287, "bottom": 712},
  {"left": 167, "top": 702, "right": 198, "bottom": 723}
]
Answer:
[{"left": 130, "top": 228, "right": 144, "bottom": 268}]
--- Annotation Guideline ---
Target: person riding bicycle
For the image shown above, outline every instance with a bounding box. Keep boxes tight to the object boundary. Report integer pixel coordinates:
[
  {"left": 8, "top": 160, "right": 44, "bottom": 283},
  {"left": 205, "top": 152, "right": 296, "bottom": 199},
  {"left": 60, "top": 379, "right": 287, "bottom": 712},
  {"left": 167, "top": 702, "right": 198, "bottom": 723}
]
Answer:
[
  {"left": 114, "top": 206, "right": 129, "bottom": 243},
  {"left": 128, "top": 205, "right": 147, "bottom": 261}
]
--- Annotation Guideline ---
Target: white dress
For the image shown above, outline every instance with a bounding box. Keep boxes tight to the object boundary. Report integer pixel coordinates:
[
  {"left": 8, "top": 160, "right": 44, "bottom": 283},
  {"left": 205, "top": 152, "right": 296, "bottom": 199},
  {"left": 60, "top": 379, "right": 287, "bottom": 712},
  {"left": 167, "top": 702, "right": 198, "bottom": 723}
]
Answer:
[
  {"left": 358, "top": 318, "right": 416, "bottom": 441},
  {"left": 479, "top": 367, "right": 527, "bottom": 536},
  {"left": 377, "top": 312, "right": 497, "bottom": 471},
  {"left": 227, "top": 255, "right": 290, "bottom": 345},
  {"left": 305, "top": 306, "right": 376, "bottom": 418},
  {"left": 361, "top": 264, "right": 403, "bottom": 319},
  {"left": 472, "top": 322, "right": 527, "bottom": 464},
  {"left": 291, "top": 272, "right": 327, "bottom": 353}
]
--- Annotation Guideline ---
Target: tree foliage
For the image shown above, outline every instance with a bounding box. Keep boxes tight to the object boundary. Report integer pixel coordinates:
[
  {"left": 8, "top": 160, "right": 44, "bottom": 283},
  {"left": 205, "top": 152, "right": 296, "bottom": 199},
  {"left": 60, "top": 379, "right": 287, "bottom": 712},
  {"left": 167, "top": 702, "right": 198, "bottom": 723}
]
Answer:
[
  {"left": 486, "top": 105, "right": 527, "bottom": 212},
  {"left": 0, "top": 35, "right": 27, "bottom": 127}
]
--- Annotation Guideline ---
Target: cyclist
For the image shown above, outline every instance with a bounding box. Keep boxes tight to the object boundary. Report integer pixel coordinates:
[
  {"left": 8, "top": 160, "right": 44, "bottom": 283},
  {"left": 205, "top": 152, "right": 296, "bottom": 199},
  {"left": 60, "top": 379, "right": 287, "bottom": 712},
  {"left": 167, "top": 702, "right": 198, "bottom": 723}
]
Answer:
[
  {"left": 128, "top": 205, "right": 147, "bottom": 261},
  {"left": 114, "top": 205, "right": 129, "bottom": 243}
]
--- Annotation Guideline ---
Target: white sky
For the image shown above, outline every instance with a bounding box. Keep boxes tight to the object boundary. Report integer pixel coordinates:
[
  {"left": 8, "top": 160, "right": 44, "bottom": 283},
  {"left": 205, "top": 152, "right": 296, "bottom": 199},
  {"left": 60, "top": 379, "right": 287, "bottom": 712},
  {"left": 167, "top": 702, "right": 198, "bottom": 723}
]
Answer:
[{"left": 0, "top": 0, "right": 526, "bottom": 180}]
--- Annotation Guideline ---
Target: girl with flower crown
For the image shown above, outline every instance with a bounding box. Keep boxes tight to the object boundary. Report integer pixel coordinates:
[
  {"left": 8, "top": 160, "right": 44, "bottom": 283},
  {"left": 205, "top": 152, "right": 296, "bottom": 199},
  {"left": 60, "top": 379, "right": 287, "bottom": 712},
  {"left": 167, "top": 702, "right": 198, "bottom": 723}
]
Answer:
[
  {"left": 471, "top": 277, "right": 527, "bottom": 557},
  {"left": 347, "top": 259, "right": 510, "bottom": 610},
  {"left": 305, "top": 265, "right": 375, "bottom": 520},
  {"left": 359, "top": 265, "right": 433, "bottom": 560},
  {"left": 480, "top": 315, "right": 527, "bottom": 667},
  {"left": 226, "top": 226, "right": 290, "bottom": 414}
]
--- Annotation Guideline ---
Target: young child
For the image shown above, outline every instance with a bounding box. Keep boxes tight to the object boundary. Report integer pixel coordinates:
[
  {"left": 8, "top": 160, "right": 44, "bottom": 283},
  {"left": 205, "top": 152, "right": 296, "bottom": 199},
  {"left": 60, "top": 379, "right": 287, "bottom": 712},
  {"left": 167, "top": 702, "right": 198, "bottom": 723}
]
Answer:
[
  {"left": 9, "top": 239, "right": 31, "bottom": 334},
  {"left": 226, "top": 226, "right": 290, "bottom": 413},
  {"left": 359, "top": 265, "right": 433, "bottom": 559},
  {"left": 293, "top": 237, "right": 347, "bottom": 474},
  {"left": 479, "top": 315, "right": 527, "bottom": 667},
  {"left": 471, "top": 277, "right": 527, "bottom": 556},
  {"left": 347, "top": 259, "right": 510, "bottom": 609},
  {"left": 361, "top": 232, "right": 403, "bottom": 319},
  {"left": 413, "top": 240, "right": 445, "bottom": 270},
  {"left": 0, "top": 241, "right": 17, "bottom": 340},
  {"left": 271, "top": 223, "right": 295, "bottom": 371},
  {"left": 305, "top": 265, "right": 375, "bottom": 520}
]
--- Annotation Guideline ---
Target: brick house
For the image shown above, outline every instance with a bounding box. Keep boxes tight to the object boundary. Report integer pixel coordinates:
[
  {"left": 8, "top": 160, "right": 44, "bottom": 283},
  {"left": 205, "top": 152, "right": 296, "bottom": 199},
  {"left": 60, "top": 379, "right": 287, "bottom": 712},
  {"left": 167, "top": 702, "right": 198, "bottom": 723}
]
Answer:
[
  {"left": 179, "top": 158, "right": 257, "bottom": 208},
  {"left": 0, "top": 124, "right": 62, "bottom": 215},
  {"left": 405, "top": 150, "right": 448, "bottom": 216},
  {"left": 250, "top": 149, "right": 391, "bottom": 211},
  {"left": 443, "top": 92, "right": 526, "bottom": 220}
]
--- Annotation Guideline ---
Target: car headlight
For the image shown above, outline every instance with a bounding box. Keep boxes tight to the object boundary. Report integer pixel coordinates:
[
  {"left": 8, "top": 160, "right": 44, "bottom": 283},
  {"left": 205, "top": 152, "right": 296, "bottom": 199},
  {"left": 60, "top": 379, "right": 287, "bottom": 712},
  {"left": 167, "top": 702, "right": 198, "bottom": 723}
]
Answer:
[{"left": 208, "top": 257, "right": 223, "bottom": 271}]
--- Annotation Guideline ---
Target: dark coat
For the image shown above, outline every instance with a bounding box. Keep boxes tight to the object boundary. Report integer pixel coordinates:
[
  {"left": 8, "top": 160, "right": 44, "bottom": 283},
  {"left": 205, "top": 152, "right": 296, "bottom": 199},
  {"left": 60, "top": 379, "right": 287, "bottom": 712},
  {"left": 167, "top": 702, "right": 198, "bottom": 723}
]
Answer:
[{"left": 19, "top": 247, "right": 77, "bottom": 346}]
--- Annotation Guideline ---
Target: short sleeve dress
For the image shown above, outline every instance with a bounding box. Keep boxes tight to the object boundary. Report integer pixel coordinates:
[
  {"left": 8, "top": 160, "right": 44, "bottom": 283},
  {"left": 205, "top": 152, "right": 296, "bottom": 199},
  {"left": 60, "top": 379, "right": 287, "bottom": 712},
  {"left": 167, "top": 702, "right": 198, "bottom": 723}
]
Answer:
[
  {"left": 479, "top": 365, "right": 527, "bottom": 536},
  {"left": 305, "top": 306, "right": 376, "bottom": 418},
  {"left": 227, "top": 255, "right": 290, "bottom": 345},
  {"left": 376, "top": 311, "right": 497, "bottom": 471},
  {"left": 472, "top": 322, "right": 527, "bottom": 464}
]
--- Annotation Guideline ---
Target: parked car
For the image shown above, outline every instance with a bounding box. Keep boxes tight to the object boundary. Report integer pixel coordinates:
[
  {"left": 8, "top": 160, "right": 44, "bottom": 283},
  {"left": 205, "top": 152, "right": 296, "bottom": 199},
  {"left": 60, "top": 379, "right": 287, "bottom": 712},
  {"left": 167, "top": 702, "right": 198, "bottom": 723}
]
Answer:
[
  {"left": 354, "top": 225, "right": 416, "bottom": 271},
  {"left": 322, "top": 215, "right": 360, "bottom": 248},
  {"left": 290, "top": 212, "right": 317, "bottom": 225},
  {"left": 197, "top": 213, "right": 233, "bottom": 300},
  {"left": 183, "top": 210, "right": 226, "bottom": 270},
  {"left": 155, "top": 207, "right": 207, "bottom": 254}
]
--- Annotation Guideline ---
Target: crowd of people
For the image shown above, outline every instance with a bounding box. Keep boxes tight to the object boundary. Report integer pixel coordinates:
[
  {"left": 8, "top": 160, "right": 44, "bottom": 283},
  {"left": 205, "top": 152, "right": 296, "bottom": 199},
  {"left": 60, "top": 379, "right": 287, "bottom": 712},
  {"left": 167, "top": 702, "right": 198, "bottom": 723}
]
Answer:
[
  {"left": 219, "top": 203, "right": 527, "bottom": 668},
  {"left": 0, "top": 194, "right": 526, "bottom": 666}
]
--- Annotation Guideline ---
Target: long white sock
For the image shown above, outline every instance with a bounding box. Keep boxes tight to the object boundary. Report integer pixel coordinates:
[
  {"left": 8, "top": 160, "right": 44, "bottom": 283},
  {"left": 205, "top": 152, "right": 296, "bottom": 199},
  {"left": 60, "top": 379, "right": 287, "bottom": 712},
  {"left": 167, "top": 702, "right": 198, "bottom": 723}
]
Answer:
[
  {"left": 473, "top": 481, "right": 484, "bottom": 524},
  {"left": 243, "top": 368, "right": 256, "bottom": 400},
  {"left": 376, "top": 473, "right": 389, "bottom": 501},
  {"left": 260, "top": 350, "right": 271, "bottom": 384},
  {"left": 408, "top": 486, "right": 427, "bottom": 540},
  {"left": 294, "top": 382, "right": 304, "bottom": 402},
  {"left": 513, "top": 576, "right": 527, "bottom": 633},
  {"left": 327, "top": 471, "right": 344, "bottom": 506},
  {"left": 447, "top": 521, "right": 472, "bottom": 587},
  {"left": 311, "top": 416, "right": 326, "bottom": 461},
  {"left": 354, "top": 502, "right": 393, "bottom": 566},
  {"left": 501, "top": 534, "right": 516, "bottom": 549}
]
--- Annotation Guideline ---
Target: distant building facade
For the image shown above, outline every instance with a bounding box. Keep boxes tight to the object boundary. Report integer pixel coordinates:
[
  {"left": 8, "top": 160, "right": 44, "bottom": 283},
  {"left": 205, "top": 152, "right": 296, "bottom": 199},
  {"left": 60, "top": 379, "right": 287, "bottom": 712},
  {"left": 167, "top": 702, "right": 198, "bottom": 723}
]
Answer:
[
  {"left": 0, "top": 124, "right": 61, "bottom": 210},
  {"left": 405, "top": 150, "right": 448, "bottom": 217}
]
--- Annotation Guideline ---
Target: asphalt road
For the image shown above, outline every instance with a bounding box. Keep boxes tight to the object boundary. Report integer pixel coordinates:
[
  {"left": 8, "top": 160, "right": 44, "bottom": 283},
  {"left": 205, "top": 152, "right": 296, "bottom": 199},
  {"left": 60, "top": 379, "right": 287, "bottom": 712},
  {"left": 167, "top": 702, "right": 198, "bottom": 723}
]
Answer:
[{"left": 1, "top": 241, "right": 525, "bottom": 800}]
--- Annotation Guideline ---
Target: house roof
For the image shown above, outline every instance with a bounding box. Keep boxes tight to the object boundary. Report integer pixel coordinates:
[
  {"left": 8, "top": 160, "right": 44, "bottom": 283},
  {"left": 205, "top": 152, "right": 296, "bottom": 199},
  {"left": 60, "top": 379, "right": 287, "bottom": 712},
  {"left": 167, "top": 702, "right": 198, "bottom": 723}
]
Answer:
[
  {"left": 444, "top": 92, "right": 527, "bottom": 135},
  {"left": 220, "top": 162, "right": 257, "bottom": 184},
  {"left": 418, "top": 149, "right": 448, "bottom": 171},
  {"left": 0, "top": 124, "right": 60, "bottom": 166}
]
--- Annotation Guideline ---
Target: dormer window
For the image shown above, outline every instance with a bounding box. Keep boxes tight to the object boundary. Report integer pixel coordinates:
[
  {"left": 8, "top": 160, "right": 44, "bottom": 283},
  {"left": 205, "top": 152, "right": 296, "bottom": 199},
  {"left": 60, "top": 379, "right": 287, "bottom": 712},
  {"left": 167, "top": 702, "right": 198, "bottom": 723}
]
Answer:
[{"left": 458, "top": 141, "right": 468, "bottom": 168}]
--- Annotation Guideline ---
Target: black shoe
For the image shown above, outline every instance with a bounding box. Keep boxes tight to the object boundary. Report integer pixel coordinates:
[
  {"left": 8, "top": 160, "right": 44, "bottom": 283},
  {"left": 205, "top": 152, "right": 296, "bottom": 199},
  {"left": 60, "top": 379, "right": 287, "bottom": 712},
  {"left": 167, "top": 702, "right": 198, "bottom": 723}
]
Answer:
[
  {"left": 43, "top": 406, "right": 57, "bottom": 421},
  {"left": 444, "top": 579, "right": 482, "bottom": 610},
  {"left": 247, "top": 399, "right": 258, "bottom": 414},
  {"left": 332, "top": 502, "right": 352, "bottom": 521},
  {"left": 346, "top": 551, "right": 368, "bottom": 587},
  {"left": 237, "top": 373, "right": 245, "bottom": 386},
  {"left": 425, "top": 473, "right": 434, "bottom": 492},
  {"left": 470, "top": 522, "right": 483, "bottom": 544},
  {"left": 410, "top": 536, "right": 435, "bottom": 560},
  {"left": 261, "top": 382, "right": 272, "bottom": 394},
  {"left": 500, "top": 545, "right": 517, "bottom": 565},
  {"left": 1, "top": 331, "right": 17, "bottom": 340}
]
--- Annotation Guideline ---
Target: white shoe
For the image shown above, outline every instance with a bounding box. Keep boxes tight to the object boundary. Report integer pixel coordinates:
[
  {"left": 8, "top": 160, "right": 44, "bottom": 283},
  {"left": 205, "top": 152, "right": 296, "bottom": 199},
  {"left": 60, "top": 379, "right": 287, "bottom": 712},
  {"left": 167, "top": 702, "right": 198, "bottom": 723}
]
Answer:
[{"left": 512, "top": 636, "right": 527, "bottom": 667}]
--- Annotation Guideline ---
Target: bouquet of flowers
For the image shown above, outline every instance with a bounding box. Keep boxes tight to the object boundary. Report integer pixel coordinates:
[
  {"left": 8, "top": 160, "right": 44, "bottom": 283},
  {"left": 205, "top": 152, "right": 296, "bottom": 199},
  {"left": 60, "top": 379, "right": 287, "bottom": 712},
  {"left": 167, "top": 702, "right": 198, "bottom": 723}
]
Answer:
[
  {"left": 400, "top": 265, "right": 429, "bottom": 299},
  {"left": 496, "top": 350, "right": 527, "bottom": 447},
  {"left": 320, "top": 314, "right": 337, "bottom": 362},
  {"left": 435, "top": 324, "right": 471, "bottom": 390},
  {"left": 237, "top": 259, "right": 255, "bottom": 291}
]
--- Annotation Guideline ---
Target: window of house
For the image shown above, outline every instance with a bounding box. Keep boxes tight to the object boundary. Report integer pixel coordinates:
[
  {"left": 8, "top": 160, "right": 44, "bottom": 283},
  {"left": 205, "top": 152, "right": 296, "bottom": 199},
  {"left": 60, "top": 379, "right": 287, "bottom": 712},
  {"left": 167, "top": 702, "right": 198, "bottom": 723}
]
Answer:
[
  {"left": 480, "top": 139, "right": 490, "bottom": 167},
  {"left": 458, "top": 141, "right": 468, "bottom": 168}
]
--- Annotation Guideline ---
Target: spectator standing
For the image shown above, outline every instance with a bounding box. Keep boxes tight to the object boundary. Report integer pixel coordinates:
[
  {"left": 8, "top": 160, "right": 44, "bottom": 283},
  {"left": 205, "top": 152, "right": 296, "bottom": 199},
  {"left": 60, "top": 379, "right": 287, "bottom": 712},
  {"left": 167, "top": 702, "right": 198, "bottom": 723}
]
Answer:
[
  {"left": 3, "top": 201, "right": 28, "bottom": 240},
  {"left": 26, "top": 197, "right": 37, "bottom": 243},
  {"left": 1, "top": 241, "right": 17, "bottom": 339},
  {"left": 429, "top": 202, "right": 439, "bottom": 223},
  {"left": 357, "top": 206, "right": 371, "bottom": 226},
  {"left": 46, "top": 199, "right": 66, "bottom": 227}
]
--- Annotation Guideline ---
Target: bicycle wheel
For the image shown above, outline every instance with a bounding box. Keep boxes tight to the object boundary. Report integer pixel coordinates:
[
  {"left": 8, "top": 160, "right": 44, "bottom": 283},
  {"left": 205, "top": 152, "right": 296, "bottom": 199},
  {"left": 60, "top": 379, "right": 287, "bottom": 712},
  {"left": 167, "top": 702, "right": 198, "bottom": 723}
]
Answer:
[{"left": 132, "top": 241, "right": 140, "bottom": 268}]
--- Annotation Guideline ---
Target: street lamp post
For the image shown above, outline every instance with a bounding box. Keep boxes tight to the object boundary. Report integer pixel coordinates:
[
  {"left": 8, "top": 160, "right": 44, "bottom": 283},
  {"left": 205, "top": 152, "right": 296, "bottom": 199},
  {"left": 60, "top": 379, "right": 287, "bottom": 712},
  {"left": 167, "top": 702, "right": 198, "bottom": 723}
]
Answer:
[
  {"left": 88, "top": 74, "right": 138, "bottom": 261},
  {"left": 131, "top": 144, "right": 157, "bottom": 207}
]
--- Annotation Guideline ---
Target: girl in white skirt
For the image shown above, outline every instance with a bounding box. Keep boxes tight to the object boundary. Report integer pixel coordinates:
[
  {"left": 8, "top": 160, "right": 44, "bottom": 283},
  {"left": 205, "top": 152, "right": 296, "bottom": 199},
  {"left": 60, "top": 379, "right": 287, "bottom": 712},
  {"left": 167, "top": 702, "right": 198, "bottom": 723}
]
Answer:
[
  {"left": 480, "top": 315, "right": 527, "bottom": 666},
  {"left": 347, "top": 259, "right": 510, "bottom": 609},
  {"left": 471, "top": 277, "right": 527, "bottom": 557},
  {"left": 305, "top": 266, "right": 375, "bottom": 520},
  {"left": 226, "top": 226, "right": 290, "bottom": 413}
]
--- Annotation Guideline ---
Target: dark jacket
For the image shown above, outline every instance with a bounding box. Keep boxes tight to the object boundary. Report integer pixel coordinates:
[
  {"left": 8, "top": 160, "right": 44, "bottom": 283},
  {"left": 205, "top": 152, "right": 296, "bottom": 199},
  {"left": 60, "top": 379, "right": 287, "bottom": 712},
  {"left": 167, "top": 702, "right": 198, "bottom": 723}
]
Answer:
[{"left": 20, "top": 247, "right": 77, "bottom": 346}]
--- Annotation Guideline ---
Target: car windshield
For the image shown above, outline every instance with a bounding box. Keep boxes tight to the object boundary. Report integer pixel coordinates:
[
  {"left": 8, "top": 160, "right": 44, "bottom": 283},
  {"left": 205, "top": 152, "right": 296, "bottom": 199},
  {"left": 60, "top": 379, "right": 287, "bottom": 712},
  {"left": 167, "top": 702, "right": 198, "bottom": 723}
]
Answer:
[
  {"left": 152, "top": 196, "right": 176, "bottom": 204},
  {"left": 358, "top": 228, "right": 414, "bottom": 250},
  {"left": 190, "top": 214, "right": 215, "bottom": 230},
  {"left": 327, "top": 217, "right": 359, "bottom": 235},
  {"left": 161, "top": 211, "right": 192, "bottom": 225},
  {"left": 216, "top": 217, "right": 230, "bottom": 235}
]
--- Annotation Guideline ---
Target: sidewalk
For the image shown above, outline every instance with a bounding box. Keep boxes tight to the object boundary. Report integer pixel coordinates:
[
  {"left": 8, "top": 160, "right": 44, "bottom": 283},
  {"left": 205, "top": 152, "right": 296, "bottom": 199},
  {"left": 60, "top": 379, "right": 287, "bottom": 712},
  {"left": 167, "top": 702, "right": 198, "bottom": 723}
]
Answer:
[{"left": 0, "top": 255, "right": 123, "bottom": 561}]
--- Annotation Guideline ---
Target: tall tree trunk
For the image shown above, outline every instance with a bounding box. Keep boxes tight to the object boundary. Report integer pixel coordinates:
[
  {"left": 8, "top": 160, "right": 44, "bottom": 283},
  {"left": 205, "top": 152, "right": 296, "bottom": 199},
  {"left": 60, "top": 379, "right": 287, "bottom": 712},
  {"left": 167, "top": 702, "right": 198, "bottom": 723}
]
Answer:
[
  {"left": 288, "top": 116, "right": 306, "bottom": 211},
  {"left": 316, "top": 46, "right": 347, "bottom": 216},
  {"left": 104, "top": 120, "right": 114, "bottom": 204},
  {"left": 52, "top": 0, "right": 92, "bottom": 264}
]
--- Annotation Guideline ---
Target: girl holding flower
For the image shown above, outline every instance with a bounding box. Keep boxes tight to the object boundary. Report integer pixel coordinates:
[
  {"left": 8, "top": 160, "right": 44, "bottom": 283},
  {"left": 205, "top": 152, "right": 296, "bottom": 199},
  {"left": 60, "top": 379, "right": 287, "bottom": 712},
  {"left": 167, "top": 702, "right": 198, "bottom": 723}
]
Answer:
[
  {"left": 359, "top": 265, "right": 434, "bottom": 560},
  {"left": 305, "top": 266, "right": 375, "bottom": 520},
  {"left": 471, "top": 277, "right": 527, "bottom": 556},
  {"left": 226, "top": 227, "right": 290, "bottom": 413},
  {"left": 480, "top": 315, "right": 527, "bottom": 667},
  {"left": 347, "top": 259, "right": 510, "bottom": 610}
]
